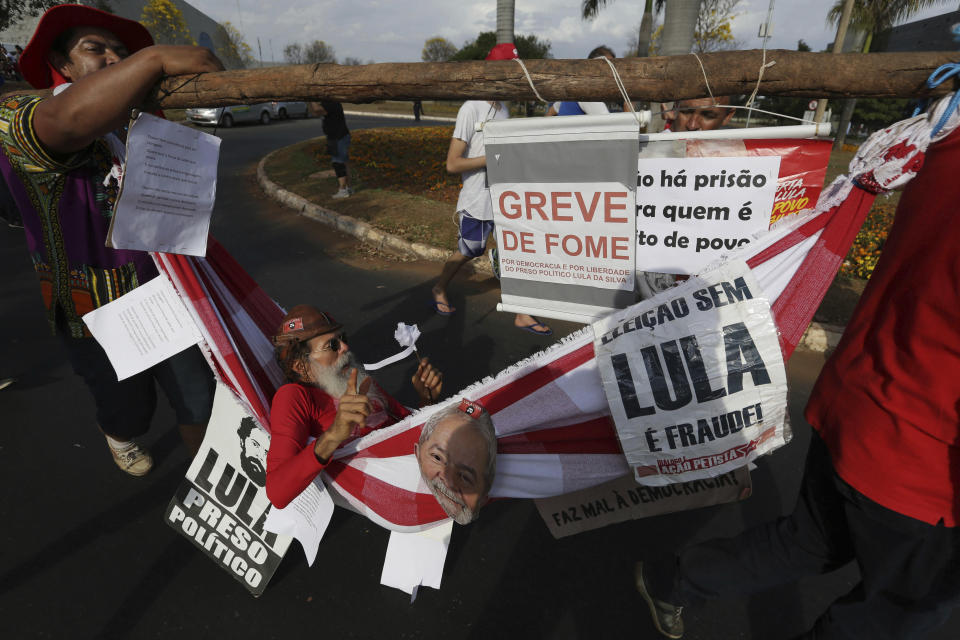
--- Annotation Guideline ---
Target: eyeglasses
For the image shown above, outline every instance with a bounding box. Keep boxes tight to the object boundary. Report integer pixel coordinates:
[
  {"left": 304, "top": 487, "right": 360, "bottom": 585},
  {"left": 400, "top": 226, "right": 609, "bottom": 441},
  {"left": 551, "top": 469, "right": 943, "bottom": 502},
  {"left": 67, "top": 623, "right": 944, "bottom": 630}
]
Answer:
[{"left": 314, "top": 333, "right": 348, "bottom": 354}]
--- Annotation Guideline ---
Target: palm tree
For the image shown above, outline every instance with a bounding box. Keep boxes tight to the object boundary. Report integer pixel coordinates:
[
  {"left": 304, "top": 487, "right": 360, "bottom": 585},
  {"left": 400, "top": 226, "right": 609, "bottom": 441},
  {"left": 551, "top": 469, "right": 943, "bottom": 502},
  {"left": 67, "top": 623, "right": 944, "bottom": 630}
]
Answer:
[
  {"left": 497, "top": 0, "right": 515, "bottom": 44},
  {"left": 828, "top": 0, "right": 951, "bottom": 146},
  {"left": 660, "top": 0, "right": 701, "bottom": 56},
  {"left": 828, "top": 0, "right": 950, "bottom": 54},
  {"left": 582, "top": 0, "right": 667, "bottom": 57}
]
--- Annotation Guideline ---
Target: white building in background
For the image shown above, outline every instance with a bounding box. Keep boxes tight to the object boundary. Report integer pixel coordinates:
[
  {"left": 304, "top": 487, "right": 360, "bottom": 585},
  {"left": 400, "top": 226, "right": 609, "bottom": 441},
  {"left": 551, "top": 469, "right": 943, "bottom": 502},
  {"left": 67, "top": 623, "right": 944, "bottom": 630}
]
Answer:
[{"left": 1, "top": 1, "right": 242, "bottom": 67}]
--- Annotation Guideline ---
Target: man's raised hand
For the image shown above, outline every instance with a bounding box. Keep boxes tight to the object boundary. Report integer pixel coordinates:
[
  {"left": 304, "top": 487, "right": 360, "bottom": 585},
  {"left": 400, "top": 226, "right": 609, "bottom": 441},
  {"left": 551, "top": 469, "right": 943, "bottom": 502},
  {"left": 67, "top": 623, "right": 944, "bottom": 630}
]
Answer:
[
  {"left": 329, "top": 368, "right": 372, "bottom": 440},
  {"left": 412, "top": 358, "right": 443, "bottom": 406},
  {"left": 314, "top": 368, "right": 371, "bottom": 464}
]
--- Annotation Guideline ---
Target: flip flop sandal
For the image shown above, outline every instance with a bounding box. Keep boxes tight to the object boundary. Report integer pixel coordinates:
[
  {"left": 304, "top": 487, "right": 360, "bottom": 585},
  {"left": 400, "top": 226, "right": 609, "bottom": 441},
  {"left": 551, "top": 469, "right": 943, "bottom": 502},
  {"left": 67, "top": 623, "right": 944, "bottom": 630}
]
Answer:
[
  {"left": 519, "top": 322, "right": 553, "bottom": 336},
  {"left": 430, "top": 300, "right": 456, "bottom": 316}
]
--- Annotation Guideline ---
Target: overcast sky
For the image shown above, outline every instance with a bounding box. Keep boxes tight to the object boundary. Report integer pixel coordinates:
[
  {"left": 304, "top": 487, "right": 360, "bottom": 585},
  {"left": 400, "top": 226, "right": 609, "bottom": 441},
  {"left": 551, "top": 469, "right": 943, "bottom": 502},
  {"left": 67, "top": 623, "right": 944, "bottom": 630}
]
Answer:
[{"left": 187, "top": 0, "right": 956, "bottom": 64}]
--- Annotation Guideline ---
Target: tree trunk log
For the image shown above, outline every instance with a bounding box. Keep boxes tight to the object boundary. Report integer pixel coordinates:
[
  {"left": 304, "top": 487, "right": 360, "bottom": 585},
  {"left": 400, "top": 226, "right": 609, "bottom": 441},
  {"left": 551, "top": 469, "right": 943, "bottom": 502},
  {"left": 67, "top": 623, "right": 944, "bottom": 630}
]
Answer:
[{"left": 12, "top": 50, "right": 957, "bottom": 108}]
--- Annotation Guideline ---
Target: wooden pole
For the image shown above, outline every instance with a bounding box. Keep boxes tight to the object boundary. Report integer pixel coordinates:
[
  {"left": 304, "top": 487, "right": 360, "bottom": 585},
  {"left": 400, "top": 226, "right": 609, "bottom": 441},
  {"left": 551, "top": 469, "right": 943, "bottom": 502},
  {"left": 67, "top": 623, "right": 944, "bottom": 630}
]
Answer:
[{"left": 149, "top": 50, "right": 958, "bottom": 109}]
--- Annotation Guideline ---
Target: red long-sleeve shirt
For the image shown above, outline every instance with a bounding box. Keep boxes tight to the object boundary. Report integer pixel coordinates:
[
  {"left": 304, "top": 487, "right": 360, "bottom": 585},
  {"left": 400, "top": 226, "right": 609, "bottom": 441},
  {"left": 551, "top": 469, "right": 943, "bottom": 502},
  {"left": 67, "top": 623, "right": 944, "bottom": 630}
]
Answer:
[
  {"left": 805, "top": 130, "right": 960, "bottom": 527},
  {"left": 266, "top": 382, "right": 410, "bottom": 509}
]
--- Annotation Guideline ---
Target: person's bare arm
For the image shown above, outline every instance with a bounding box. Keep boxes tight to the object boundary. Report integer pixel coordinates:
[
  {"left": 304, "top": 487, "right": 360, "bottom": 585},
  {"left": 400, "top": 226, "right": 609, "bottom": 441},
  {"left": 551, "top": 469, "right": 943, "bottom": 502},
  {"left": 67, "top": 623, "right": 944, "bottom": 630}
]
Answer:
[
  {"left": 32, "top": 45, "right": 223, "bottom": 155},
  {"left": 445, "top": 137, "right": 486, "bottom": 174}
]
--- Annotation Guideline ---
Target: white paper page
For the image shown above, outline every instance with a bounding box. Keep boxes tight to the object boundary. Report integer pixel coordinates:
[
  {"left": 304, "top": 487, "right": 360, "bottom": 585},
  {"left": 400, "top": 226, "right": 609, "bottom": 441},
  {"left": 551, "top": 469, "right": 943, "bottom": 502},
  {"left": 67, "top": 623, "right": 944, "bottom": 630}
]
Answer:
[
  {"left": 380, "top": 520, "right": 453, "bottom": 602},
  {"left": 109, "top": 113, "right": 220, "bottom": 256},
  {"left": 263, "top": 477, "right": 335, "bottom": 567},
  {"left": 82, "top": 275, "right": 202, "bottom": 381}
]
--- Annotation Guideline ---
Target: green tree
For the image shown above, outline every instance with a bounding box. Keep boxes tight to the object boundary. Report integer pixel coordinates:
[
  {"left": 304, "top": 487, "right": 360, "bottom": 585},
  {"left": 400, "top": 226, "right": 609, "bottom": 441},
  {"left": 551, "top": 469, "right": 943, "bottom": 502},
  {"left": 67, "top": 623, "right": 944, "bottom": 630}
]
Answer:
[
  {"left": 852, "top": 98, "right": 911, "bottom": 131},
  {"left": 214, "top": 21, "right": 253, "bottom": 70},
  {"left": 695, "top": 0, "right": 741, "bottom": 52},
  {"left": 584, "top": 0, "right": 665, "bottom": 58},
  {"left": 827, "top": 0, "right": 950, "bottom": 54},
  {"left": 827, "top": 0, "right": 950, "bottom": 145},
  {"left": 283, "top": 43, "right": 304, "bottom": 64},
  {"left": 342, "top": 56, "right": 363, "bottom": 66},
  {"left": 284, "top": 40, "right": 336, "bottom": 64},
  {"left": 421, "top": 37, "right": 457, "bottom": 62},
  {"left": 647, "top": 0, "right": 740, "bottom": 55},
  {"left": 140, "top": 0, "right": 195, "bottom": 46},
  {"left": 304, "top": 40, "right": 336, "bottom": 64},
  {"left": 0, "top": 0, "right": 58, "bottom": 33},
  {"left": 450, "top": 32, "right": 552, "bottom": 61}
]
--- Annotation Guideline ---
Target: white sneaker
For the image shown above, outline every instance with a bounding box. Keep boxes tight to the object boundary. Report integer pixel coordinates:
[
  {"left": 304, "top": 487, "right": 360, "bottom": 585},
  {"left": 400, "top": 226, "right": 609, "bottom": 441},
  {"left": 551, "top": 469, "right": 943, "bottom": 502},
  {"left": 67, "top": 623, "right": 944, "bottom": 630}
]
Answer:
[
  {"left": 332, "top": 187, "right": 353, "bottom": 199},
  {"left": 106, "top": 438, "right": 154, "bottom": 477}
]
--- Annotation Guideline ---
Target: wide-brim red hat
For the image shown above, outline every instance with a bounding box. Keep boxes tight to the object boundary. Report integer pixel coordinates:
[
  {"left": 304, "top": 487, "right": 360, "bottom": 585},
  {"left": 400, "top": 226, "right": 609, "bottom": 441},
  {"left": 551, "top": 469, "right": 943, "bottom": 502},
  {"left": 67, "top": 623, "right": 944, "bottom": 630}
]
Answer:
[
  {"left": 19, "top": 4, "right": 154, "bottom": 89},
  {"left": 486, "top": 43, "right": 519, "bottom": 61}
]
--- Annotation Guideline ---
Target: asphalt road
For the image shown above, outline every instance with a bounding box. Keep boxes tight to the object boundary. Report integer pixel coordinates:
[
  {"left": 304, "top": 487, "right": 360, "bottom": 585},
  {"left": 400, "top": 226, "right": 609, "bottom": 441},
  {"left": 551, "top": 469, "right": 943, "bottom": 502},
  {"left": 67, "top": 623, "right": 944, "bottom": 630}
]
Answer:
[{"left": 1, "top": 115, "right": 956, "bottom": 639}]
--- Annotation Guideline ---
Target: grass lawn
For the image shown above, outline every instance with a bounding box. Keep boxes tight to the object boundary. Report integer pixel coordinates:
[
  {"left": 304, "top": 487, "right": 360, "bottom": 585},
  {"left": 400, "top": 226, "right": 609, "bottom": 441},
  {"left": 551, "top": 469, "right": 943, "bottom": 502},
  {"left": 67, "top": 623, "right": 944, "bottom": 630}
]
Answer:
[{"left": 265, "top": 130, "right": 462, "bottom": 251}]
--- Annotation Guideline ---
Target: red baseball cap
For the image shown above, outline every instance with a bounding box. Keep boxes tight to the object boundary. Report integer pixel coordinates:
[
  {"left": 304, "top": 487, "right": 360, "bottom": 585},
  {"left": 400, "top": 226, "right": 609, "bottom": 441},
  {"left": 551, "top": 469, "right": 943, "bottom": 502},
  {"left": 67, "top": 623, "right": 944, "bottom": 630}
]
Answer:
[
  {"left": 486, "top": 43, "right": 519, "bottom": 61},
  {"left": 19, "top": 4, "right": 154, "bottom": 89}
]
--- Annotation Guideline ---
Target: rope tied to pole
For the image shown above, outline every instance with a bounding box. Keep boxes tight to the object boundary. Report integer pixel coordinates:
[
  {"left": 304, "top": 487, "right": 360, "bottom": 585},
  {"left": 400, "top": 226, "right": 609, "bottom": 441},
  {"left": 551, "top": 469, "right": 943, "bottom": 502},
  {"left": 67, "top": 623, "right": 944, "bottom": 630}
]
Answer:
[
  {"left": 594, "top": 56, "right": 641, "bottom": 125},
  {"left": 690, "top": 52, "right": 715, "bottom": 104},
  {"left": 512, "top": 58, "right": 549, "bottom": 104},
  {"left": 746, "top": 48, "right": 777, "bottom": 111},
  {"left": 923, "top": 62, "right": 960, "bottom": 138}
]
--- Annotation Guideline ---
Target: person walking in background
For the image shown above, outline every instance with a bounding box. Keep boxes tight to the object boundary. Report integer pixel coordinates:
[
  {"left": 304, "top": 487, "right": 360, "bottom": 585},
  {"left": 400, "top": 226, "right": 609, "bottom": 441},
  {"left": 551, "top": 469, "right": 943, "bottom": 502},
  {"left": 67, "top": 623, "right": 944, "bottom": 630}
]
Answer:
[
  {"left": 430, "top": 43, "right": 552, "bottom": 337},
  {"left": 315, "top": 100, "right": 353, "bottom": 198}
]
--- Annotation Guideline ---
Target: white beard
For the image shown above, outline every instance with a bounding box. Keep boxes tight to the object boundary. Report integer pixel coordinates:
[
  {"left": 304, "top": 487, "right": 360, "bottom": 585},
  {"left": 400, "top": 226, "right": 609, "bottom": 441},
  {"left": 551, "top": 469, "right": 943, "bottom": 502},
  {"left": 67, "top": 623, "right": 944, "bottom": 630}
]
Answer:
[
  {"left": 310, "top": 351, "right": 366, "bottom": 396},
  {"left": 426, "top": 477, "right": 476, "bottom": 525},
  {"left": 310, "top": 352, "right": 388, "bottom": 411}
]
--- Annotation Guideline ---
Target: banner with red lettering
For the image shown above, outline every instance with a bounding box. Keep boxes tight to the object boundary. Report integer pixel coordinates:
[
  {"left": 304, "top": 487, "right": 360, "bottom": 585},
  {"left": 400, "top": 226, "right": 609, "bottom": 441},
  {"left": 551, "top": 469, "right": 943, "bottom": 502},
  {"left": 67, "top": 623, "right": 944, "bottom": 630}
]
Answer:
[
  {"left": 485, "top": 117, "right": 832, "bottom": 324},
  {"left": 485, "top": 113, "right": 641, "bottom": 321}
]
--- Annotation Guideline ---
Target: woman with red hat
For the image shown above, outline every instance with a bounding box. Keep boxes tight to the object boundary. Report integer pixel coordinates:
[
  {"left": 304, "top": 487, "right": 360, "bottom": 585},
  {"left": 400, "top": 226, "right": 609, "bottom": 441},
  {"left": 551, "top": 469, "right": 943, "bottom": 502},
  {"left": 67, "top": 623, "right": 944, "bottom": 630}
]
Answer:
[{"left": 1, "top": 5, "right": 223, "bottom": 476}]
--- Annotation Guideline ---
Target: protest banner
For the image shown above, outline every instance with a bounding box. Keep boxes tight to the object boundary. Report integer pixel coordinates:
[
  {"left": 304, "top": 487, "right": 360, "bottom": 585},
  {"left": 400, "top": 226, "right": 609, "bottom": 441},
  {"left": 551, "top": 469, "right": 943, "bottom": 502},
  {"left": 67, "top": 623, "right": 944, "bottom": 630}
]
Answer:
[
  {"left": 485, "top": 113, "right": 641, "bottom": 322},
  {"left": 635, "top": 135, "right": 832, "bottom": 275},
  {"left": 485, "top": 116, "right": 830, "bottom": 323},
  {"left": 164, "top": 384, "right": 291, "bottom": 595},
  {"left": 535, "top": 466, "right": 752, "bottom": 538},
  {"left": 593, "top": 259, "right": 789, "bottom": 485},
  {"left": 636, "top": 155, "right": 780, "bottom": 275}
]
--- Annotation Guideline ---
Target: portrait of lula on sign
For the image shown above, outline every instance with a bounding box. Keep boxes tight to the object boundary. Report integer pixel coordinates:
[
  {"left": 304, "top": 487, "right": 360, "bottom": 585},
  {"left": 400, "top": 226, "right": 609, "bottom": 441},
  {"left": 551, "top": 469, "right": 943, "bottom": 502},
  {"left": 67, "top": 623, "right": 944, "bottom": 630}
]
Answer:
[{"left": 164, "top": 384, "right": 292, "bottom": 596}]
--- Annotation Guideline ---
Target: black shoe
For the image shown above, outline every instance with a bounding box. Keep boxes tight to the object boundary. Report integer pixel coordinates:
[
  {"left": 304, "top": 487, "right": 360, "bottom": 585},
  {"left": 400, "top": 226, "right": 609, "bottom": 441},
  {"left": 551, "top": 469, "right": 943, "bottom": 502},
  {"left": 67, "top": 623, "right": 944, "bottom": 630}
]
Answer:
[{"left": 635, "top": 561, "right": 684, "bottom": 639}]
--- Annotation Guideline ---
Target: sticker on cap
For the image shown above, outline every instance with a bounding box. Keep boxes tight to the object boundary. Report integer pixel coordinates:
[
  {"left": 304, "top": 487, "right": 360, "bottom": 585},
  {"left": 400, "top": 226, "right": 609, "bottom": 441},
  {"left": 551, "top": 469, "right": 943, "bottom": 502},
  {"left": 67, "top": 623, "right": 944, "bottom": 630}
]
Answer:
[
  {"left": 286, "top": 318, "right": 304, "bottom": 332},
  {"left": 458, "top": 399, "right": 484, "bottom": 418}
]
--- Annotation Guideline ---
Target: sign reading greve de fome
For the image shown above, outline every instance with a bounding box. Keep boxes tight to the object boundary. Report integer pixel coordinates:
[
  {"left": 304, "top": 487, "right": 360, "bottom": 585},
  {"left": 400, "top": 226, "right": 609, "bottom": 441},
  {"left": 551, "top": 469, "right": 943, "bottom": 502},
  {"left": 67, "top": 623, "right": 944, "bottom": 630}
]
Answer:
[
  {"left": 635, "top": 156, "right": 781, "bottom": 275},
  {"left": 593, "top": 260, "right": 789, "bottom": 485},
  {"left": 491, "top": 182, "right": 636, "bottom": 291},
  {"left": 165, "top": 385, "right": 291, "bottom": 595}
]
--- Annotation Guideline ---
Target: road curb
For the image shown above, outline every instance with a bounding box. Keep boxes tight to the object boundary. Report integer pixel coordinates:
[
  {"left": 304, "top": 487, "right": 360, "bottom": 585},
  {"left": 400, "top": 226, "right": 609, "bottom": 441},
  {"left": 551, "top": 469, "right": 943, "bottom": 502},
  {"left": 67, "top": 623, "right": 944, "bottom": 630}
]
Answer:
[
  {"left": 256, "top": 147, "right": 492, "bottom": 275},
  {"left": 257, "top": 149, "right": 842, "bottom": 352},
  {"left": 344, "top": 110, "right": 457, "bottom": 123}
]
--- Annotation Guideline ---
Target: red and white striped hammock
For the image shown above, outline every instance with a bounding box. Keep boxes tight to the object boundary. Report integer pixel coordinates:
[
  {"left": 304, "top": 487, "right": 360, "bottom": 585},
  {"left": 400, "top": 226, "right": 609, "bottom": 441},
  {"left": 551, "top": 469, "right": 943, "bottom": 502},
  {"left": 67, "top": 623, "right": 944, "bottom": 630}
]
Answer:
[{"left": 153, "top": 96, "right": 959, "bottom": 531}]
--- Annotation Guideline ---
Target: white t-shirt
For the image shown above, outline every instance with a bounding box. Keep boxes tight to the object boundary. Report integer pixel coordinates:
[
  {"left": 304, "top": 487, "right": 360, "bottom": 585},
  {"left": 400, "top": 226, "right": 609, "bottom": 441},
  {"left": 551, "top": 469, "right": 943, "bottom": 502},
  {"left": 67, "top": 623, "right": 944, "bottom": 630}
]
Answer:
[{"left": 453, "top": 100, "right": 508, "bottom": 220}]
